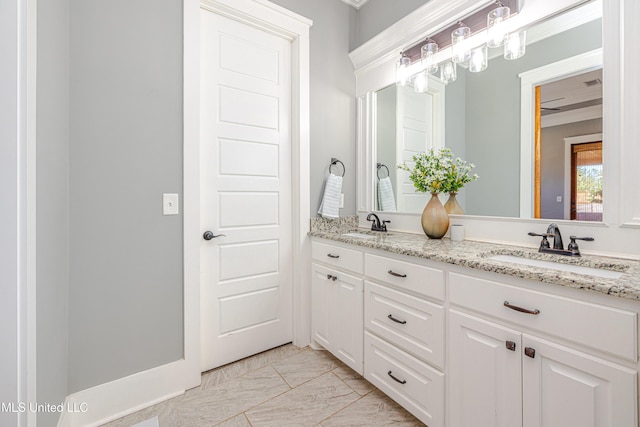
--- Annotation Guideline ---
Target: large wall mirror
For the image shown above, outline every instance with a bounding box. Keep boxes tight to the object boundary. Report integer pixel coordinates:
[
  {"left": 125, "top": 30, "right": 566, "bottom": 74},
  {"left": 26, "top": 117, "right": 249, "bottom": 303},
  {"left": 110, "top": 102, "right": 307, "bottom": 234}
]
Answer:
[{"left": 371, "top": 0, "right": 603, "bottom": 220}]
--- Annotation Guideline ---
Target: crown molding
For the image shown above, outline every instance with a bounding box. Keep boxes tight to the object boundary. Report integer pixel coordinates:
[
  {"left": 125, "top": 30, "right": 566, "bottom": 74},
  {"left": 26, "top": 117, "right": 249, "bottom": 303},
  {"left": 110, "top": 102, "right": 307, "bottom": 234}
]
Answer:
[{"left": 340, "top": 0, "right": 370, "bottom": 10}]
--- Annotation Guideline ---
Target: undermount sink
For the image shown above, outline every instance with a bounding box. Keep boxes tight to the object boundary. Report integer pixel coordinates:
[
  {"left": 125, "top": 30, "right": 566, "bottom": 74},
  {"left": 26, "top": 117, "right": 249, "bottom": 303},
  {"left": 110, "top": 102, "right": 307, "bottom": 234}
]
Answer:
[
  {"left": 489, "top": 254, "right": 624, "bottom": 279},
  {"left": 342, "top": 232, "right": 386, "bottom": 239}
]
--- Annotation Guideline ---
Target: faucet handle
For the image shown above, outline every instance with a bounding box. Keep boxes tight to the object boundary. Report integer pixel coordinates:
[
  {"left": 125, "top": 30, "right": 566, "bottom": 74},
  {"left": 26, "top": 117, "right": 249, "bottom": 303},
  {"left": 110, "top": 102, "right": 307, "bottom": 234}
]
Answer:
[
  {"left": 570, "top": 236, "right": 595, "bottom": 242},
  {"left": 528, "top": 232, "right": 551, "bottom": 249},
  {"left": 382, "top": 220, "right": 391, "bottom": 231},
  {"left": 567, "top": 236, "right": 594, "bottom": 256}
]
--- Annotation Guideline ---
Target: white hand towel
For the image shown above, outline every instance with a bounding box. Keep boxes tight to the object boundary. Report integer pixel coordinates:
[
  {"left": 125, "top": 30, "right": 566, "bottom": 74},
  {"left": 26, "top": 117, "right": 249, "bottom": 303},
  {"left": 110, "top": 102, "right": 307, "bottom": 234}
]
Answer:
[
  {"left": 318, "top": 173, "right": 343, "bottom": 218},
  {"left": 377, "top": 176, "right": 396, "bottom": 212}
]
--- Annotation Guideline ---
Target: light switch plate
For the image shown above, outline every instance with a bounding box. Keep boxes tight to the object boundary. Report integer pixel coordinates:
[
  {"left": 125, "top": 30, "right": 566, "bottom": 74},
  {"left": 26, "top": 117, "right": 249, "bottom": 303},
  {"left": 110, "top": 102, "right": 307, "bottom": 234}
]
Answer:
[
  {"left": 556, "top": 196, "right": 562, "bottom": 203},
  {"left": 163, "top": 193, "right": 179, "bottom": 215},
  {"left": 339, "top": 194, "right": 345, "bottom": 209}
]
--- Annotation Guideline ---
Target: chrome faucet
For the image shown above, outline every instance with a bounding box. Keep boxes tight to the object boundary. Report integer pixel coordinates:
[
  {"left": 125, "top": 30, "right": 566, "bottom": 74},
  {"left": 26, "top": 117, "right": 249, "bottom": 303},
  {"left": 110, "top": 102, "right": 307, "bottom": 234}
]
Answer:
[
  {"left": 366, "top": 213, "right": 390, "bottom": 232},
  {"left": 528, "top": 223, "right": 594, "bottom": 257}
]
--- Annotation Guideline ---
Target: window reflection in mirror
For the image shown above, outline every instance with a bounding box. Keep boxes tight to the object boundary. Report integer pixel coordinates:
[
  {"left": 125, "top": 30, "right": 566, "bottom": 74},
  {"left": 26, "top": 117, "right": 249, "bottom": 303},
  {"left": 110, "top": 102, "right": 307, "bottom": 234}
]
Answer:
[
  {"left": 374, "top": 1, "right": 603, "bottom": 220},
  {"left": 539, "top": 69, "right": 602, "bottom": 221}
]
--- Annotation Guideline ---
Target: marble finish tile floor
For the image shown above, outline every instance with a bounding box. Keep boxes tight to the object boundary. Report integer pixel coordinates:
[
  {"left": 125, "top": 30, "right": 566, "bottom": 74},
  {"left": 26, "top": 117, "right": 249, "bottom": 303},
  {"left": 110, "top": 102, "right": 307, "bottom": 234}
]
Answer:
[{"left": 102, "top": 344, "right": 423, "bottom": 427}]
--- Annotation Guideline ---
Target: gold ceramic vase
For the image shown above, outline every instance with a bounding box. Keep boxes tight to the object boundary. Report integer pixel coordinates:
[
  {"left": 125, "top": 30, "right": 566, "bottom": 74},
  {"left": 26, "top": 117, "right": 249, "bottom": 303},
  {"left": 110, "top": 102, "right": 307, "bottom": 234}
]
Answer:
[
  {"left": 444, "top": 192, "right": 464, "bottom": 215},
  {"left": 421, "top": 193, "right": 450, "bottom": 239}
]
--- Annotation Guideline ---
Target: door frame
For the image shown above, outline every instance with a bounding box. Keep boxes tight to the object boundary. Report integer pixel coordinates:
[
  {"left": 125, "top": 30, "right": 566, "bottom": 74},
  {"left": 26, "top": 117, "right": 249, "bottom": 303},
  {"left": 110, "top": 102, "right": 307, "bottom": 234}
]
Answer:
[
  {"left": 3, "top": 0, "right": 33, "bottom": 425},
  {"left": 194, "top": 0, "right": 312, "bottom": 371},
  {"left": 519, "top": 48, "right": 602, "bottom": 219}
]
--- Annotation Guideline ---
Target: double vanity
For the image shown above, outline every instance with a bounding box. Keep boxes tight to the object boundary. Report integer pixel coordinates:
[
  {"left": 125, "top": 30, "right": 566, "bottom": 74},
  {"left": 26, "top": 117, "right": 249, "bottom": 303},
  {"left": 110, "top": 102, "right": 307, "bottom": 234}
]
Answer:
[
  {"left": 309, "top": 217, "right": 640, "bottom": 427},
  {"left": 322, "top": 0, "right": 640, "bottom": 424}
]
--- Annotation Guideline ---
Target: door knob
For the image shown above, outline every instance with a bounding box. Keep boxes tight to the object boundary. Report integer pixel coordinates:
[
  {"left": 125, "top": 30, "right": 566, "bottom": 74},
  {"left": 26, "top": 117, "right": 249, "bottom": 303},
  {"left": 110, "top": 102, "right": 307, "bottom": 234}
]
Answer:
[{"left": 203, "top": 231, "right": 226, "bottom": 240}]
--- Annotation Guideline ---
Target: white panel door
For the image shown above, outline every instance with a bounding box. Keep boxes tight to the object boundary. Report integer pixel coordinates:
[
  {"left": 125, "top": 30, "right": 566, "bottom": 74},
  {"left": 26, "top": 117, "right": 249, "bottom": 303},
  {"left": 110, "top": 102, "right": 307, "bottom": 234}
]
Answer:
[
  {"left": 396, "top": 85, "right": 433, "bottom": 213},
  {"left": 200, "top": 9, "right": 292, "bottom": 371},
  {"left": 448, "top": 310, "right": 523, "bottom": 427},
  {"left": 522, "top": 335, "right": 637, "bottom": 427}
]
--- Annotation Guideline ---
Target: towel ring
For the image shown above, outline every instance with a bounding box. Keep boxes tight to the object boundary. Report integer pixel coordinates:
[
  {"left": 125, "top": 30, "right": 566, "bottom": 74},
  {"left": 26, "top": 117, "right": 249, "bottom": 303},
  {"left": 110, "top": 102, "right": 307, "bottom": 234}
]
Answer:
[
  {"left": 377, "top": 163, "right": 390, "bottom": 180},
  {"left": 330, "top": 158, "right": 346, "bottom": 177}
]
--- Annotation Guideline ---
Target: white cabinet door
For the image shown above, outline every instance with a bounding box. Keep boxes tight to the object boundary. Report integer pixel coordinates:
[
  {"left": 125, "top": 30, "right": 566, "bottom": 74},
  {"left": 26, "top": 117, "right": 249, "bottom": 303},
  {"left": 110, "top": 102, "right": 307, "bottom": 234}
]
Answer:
[
  {"left": 311, "top": 263, "right": 332, "bottom": 351},
  {"left": 311, "top": 263, "right": 363, "bottom": 374},
  {"left": 522, "top": 335, "right": 637, "bottom": 427},
  {"left": 448, "top": 310, "right": 523, "bottom": 427},
  {"left": 333, "top": 274, "right": 364, "bottom": 373}
]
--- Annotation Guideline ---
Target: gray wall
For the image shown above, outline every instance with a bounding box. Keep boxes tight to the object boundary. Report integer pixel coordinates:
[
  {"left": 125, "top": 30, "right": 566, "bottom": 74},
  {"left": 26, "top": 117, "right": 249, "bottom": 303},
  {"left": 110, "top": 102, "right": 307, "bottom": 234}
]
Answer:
[
  {"left": 0, "top": 1, "right": 21, "bottom": 425},
  {"left": 354, "top": 0, "right": 430, "bottom": 50},
  {"left": 444, "top": 70, "right": 468, "bottom": 210},
  {"left": 463, "top": 19, "right": 602, "bottom": 217},
  {"left": 270, "top": 0, "right": 358, "bottom": 216},
  {"left": 540, "top": 118, "right": 602, "bottom": 219},
  {"left": 36, "top": 0, "right": 70, "bottom": 423},
  {"left": 68, "top": 0, "right": 184, "bottom": 392}
]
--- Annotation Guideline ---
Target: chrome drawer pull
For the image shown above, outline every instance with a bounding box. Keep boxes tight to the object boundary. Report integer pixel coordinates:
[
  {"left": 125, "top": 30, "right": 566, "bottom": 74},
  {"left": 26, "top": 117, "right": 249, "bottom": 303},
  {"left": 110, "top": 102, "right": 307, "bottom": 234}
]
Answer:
[
  {"left": 387, "top": 270, "right": 407, "bottom": 278},
  {"left": 387, "top": 371, "right": 407, "bottom": 385},
  {"left": 504, "top": 301, "right": 540, "bottom": 316},
  {"left": 327, "top": 253, "right": 340, "bottom": 259},
  {"left": 387, "top": 314, "right": 407, "bottom": 325}
]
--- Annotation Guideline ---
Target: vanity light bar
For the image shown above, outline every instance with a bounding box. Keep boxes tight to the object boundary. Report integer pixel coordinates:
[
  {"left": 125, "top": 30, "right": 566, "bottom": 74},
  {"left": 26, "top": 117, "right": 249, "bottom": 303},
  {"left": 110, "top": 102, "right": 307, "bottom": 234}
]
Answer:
[
  {"left": 396, "top": 0, "right": 525, "bottom": 84},
  {"left": 399, "top": 0, "right": 523, "bottom": 64}
]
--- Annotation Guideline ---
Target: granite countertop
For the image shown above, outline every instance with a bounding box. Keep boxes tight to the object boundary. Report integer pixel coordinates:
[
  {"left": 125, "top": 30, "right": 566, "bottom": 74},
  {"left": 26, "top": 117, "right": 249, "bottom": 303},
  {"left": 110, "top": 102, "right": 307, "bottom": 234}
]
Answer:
[{"left": 309, "top": 222, "right": 640, "bottom": 301}]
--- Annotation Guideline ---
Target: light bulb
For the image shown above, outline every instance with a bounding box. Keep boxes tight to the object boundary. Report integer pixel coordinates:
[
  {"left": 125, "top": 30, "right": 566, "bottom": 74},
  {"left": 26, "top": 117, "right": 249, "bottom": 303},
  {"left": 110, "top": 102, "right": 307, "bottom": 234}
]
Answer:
[
  {"left": 504, "top": 31, "right": 526, "bottom": 60},
  {"left": 441, "top": 61, "right": 457, "bottom": 85},
  {"left": 421, "top": 41, "right": 439, "bottom": 74},
  {"left": 469, "top": 45, "right": 488, "bottom": 72},
  {"left": 414, "top": 71, "right": 428, "bottom": 93},
  {"left": 396, "top": 55, "right": 411, "bottom": 86},
  {"left": 487, "top": 6, "right": 510, "bottom": 48},
  {"left": 451, "top": 26, "right": 471, "bottom": 63}
]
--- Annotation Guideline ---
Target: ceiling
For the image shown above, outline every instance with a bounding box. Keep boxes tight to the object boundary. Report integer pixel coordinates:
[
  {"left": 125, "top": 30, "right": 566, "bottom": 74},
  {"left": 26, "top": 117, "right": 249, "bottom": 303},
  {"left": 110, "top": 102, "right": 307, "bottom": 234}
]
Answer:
[
  {"left": 540, "top": 68, "right": 603, "bottom": 128},
  {"left": 340, "top": 0, "right": 370, "bottom": 10},
  {"left": 540, "top": 69, "right": 603, "bottom": 111}
]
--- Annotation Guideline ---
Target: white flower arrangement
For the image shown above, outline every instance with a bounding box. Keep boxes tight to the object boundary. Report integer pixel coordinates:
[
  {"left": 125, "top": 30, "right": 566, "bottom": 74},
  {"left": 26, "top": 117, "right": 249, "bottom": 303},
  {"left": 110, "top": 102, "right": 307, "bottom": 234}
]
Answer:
[{"left": 398, "top": 147, "right": 478, "bottom": 194}]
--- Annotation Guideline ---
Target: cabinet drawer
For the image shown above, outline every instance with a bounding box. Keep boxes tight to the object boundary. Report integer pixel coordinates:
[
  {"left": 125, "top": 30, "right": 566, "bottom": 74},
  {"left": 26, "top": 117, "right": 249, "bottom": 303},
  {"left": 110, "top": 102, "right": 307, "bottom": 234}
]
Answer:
[
  {"left": 364, "top": 331, "right": 444, "bottom": 427},
  {"left": 365, "top": 281, "right": 444, "bottom": 369},
  {"left": 312, "top": 240, "right": 364, "bottom": 274},
  {"left": 365, "top": 254, "right": 445, "bottom": 301},
  {"left": 449, "top": 273, "right": 638, "bottom": 361}
]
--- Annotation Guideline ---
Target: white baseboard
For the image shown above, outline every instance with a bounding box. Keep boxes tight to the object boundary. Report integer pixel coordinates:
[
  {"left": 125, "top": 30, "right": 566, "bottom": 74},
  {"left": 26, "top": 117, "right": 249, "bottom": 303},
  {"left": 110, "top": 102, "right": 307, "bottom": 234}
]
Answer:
[{"left": 57, "top": 359, "right": 199, "bottom": 427}]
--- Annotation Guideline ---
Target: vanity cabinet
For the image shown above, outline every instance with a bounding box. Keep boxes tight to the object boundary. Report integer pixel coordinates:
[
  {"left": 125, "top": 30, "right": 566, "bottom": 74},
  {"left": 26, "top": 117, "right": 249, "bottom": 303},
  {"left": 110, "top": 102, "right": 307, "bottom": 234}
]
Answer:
[
  {"left": 363, "top": 252, "right": 446, "bottom": 427},
  {"left": 311, "top": 241, "right": 364, "bottom": 374},
  {"left": 449, "top": 272, "right": 638, "bottom": 427},
  {"left": 310, "top": 236, "right": 639, "bottom": 427}
]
